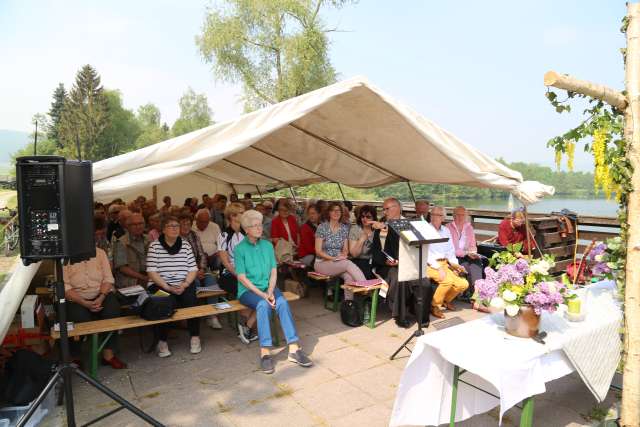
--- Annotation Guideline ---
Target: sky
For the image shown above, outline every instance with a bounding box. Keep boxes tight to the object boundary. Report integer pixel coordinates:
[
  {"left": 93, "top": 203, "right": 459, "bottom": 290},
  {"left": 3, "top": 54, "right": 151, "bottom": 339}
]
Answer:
[{"left": 0, "top": 0, "right": 628, "bottom": 171}]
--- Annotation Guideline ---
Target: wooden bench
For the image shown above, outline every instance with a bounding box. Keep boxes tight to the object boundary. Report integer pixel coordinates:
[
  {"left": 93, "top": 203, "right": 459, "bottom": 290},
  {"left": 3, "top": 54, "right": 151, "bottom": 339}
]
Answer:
[
  {"left": 51, "top": 291, "right": 300, "bottom": 378},
  {"left": 307, "top": 272, "right": 343, "bottom": 312},
  {"left": 340, "top": 284, "right": 383, "bottom": 329}
]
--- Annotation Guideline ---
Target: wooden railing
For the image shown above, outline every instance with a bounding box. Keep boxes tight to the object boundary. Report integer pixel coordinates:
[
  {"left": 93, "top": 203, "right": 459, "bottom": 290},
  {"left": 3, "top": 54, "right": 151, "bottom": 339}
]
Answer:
[{"left": 346, "top": 200, "right": 620, "bottom": 255}]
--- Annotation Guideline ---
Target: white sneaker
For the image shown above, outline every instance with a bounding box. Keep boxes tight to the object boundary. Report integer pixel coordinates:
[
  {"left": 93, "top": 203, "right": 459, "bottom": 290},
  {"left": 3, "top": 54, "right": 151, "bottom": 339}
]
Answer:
[
  {"left": 207, "top": 316, "right": 222, "bottom": 330},
  {"left": 190, "top": 337, "right": 202, "bottom": 354},
  {"left": 157, "top": 340, "right": 171, "bottom": 358}
]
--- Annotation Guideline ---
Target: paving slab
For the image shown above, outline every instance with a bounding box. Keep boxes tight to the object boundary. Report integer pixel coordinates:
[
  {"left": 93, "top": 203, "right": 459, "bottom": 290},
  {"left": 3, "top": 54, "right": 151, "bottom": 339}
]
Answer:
[{"left": 38, "top": 286, "right": 618, "bottom": 427}]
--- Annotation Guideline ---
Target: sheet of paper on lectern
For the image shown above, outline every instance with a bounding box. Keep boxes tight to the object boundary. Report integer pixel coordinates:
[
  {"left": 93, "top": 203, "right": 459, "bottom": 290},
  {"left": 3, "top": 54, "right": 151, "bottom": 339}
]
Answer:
[{"left": 410, "top": 221, "right": 441, "bottom": 240}]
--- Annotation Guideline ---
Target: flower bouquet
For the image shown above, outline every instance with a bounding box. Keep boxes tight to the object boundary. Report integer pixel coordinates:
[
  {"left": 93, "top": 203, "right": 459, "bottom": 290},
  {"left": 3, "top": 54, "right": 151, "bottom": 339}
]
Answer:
[{"left": 475, "top": 254, "right": 572, "bottom": 338}]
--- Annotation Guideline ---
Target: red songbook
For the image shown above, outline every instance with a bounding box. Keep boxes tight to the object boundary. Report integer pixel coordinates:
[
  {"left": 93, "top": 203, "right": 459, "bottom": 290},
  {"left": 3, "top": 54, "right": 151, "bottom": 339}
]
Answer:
[{"left": 347, "top": 279, "right": 383, "bottom": 287}]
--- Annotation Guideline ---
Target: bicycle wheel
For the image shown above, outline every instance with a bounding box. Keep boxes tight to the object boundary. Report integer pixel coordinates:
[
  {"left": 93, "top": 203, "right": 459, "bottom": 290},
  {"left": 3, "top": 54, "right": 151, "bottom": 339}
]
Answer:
[{"left": 4, "top": 223, "right": 17, "bottom": 256}]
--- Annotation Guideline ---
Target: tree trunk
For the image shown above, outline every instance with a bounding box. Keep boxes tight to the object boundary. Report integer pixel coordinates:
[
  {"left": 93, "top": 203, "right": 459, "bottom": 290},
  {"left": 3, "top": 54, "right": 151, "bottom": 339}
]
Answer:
[
  {"left": 543, "top": 71, "right": 627, "bottom": 110},
  {"left": 621, "top": 3, "right": 640, "bottom": 426}
]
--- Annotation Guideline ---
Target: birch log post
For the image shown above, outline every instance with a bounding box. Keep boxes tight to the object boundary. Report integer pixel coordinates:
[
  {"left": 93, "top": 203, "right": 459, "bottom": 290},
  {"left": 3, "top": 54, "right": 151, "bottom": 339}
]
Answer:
[
  {"left": 543, "top": 71, "right": 628, "bottom": 111},
  {"left": 543, "top": 4, "right": 640, "bottom": 423},
  {"left": 621, "top": 3, "right": 640, "bottom": 425}
]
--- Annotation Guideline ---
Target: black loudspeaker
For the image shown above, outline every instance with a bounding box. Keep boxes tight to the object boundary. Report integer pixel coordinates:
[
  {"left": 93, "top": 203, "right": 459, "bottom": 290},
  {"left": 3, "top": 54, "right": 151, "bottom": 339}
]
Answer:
[{"left": 16, "top": 156, "right": 95, "bottom": 264}]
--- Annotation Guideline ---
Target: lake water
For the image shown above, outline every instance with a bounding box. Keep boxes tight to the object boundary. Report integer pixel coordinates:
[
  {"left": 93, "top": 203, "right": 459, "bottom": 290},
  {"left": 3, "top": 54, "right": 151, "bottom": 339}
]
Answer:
[{"left": 439, "top": 196, "right": 619, "bottom": 218}]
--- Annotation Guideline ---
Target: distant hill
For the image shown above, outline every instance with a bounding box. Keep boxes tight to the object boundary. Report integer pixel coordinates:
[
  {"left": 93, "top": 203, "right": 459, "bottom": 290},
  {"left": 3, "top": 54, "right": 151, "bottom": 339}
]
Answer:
[{"left": 0, "top": 129, "right": 30, "bottom": 172}]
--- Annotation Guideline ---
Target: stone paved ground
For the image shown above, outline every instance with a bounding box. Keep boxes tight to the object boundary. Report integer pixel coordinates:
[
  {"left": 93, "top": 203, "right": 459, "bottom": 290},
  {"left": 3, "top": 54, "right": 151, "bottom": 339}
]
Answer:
[{"left": 41, "top": 287, "right": 619, "bottom": 427}]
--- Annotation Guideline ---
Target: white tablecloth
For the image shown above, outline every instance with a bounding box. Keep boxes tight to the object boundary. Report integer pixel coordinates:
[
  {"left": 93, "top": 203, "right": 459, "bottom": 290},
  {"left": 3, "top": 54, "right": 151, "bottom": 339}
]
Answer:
[{"left": 390, "top": 280, "right": 620, "bottom": 426}]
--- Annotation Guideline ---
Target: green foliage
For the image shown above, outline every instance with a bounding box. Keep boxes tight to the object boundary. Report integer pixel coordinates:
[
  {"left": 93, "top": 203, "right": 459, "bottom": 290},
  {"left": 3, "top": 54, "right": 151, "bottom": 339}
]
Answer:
[
  {"left": 196, "top": 0, "right": 350, "bottom": 110},
  {"left": 135, "top": 103, "right": 169, "bottom": 148},
  {"left": 279, "top": 183, "right": 376, "bottom": 200},
  {"left": 543, "top": 16, "right": 632, "bottom": 298},
  {"left": 92, "top": 90, "right": 141, "bottom": 159},
  {"left": 59, "top": 65, "right": 110, "bottom": 160},
  {"left": 171, "top": 88, "right": 213, "bottom": 137},
  {"left": 489, "top": 243, "right": 522, "bottom": 268},
  {"left": 47, "top": 83, "right": 66, "bottom": 147}
]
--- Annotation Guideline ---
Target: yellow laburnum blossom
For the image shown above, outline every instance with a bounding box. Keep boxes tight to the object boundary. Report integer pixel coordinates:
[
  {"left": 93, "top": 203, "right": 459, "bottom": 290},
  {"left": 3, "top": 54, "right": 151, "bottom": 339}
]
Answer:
[{"left": 566, "top": 141, "right": 575, "bottom": 171}]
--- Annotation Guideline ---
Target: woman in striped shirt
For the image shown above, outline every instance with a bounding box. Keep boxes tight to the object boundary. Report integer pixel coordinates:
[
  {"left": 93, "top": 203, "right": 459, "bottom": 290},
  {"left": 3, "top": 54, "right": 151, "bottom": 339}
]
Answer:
[{"left": 146, "top": 215, "right": 200, "bottom": 357}]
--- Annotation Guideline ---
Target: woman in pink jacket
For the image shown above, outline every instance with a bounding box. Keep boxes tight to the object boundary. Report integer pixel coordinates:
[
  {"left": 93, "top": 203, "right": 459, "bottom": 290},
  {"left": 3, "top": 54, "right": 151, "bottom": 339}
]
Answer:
[{"left": 446, "top": 206, "right": 487, "bottom": 311}]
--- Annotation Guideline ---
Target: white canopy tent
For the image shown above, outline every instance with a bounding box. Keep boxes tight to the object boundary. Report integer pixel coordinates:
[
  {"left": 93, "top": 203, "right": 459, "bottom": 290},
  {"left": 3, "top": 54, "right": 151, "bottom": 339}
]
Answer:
[
  {"left": 92, "top": 76, "right": 553, "bottom": 204},
  {"left": 0, "top": 76, "right": 554, "bottom": 342}
]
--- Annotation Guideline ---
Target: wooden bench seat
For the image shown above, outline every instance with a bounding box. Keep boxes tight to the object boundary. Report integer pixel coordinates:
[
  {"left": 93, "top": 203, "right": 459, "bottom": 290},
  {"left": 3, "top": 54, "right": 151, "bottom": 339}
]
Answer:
[{"left": 51, "top": 291, "right": 300, "bottom": 378}]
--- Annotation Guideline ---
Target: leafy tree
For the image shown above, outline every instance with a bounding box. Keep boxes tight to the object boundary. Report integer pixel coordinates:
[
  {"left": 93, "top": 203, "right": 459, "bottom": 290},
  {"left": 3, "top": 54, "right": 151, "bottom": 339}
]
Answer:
[
  {"left": 135, "top": 103, "right": 169, "bottom": 147},
  {"left": 196, "top": 0, "right": 351, "bottom": 111},
  {"left": 92, "top": 90, "right": 141, "bottom": 159},
  {"left": 59, "top": 65, "right": 110, "bottom": 160},
  {"left": 47, "top": 83, "right": 66, "bottom": 147},
  {"left": 171, "top": 88, "right": 213, "bottom": 137}
]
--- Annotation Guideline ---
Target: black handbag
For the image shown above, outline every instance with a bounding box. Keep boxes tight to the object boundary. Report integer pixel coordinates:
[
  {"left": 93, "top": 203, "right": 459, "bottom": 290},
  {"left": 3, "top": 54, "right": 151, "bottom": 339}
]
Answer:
[
  {"left": 135, "top": 293, "right": 176, "bottom": 321},
  {"left": 340, "top": 300, "right": 363, "bottom": 327}
]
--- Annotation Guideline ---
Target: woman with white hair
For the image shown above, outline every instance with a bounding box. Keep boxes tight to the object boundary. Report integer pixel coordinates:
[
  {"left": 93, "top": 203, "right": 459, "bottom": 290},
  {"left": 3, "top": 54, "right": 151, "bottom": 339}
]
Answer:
[{"left": 234, "top": 210, "right": 313, "bottom": 374}]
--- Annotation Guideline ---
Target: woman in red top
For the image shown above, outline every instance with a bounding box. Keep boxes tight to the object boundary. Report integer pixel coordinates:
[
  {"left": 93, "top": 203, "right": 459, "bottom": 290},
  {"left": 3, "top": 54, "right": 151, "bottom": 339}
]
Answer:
[
  {"left": 498, "top": 210, "right": 536, "bottom": 252},
  {"left": 271, "top": 199, "right": 300, "bottom": 250},
  {"left": 298, "top": 204, "right": 320, "bottom": 266}
]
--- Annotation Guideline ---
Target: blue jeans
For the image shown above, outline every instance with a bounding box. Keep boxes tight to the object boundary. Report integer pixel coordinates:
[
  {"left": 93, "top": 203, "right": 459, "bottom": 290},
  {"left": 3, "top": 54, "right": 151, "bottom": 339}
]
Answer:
[
  {"left": 239, "top": 288, "right": 299, "bottom": 348},
  {"left": 194, "top": 273, "right": 216, "bottom": 288}
]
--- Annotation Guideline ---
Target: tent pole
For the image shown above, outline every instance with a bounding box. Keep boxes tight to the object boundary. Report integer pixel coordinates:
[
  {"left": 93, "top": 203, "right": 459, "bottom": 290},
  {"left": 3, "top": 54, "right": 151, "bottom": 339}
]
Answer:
[
  {"left": 152, "top": 185, "right": 157, "bottom": 202},
  {"left": 289, "top": 187, "right": 298, "bottom": 205},
  {"left": 336, "top": 183, "right": 347, "bottom": 201},
  {"left": 406, "top": 182, "right": 417, "bottom": 203},
  {"left": 256, "top": 186, "right": 264, "bottom": 202}
]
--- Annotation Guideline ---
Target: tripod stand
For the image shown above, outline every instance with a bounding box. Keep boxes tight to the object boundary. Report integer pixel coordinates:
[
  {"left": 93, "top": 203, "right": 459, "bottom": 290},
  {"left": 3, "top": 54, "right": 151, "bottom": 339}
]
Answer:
[
  {"left": 17, "top": 259, "right": 164, "bottom": 427},
  {"left": 390, "top": 244, "right": 432, "bottom": 360}
]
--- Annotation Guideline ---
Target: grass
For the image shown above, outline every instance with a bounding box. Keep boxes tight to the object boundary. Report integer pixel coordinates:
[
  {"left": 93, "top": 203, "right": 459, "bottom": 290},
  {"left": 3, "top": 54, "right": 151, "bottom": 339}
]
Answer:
[{"left": 582, "top": 405, "right": 610, "bottom": 422}]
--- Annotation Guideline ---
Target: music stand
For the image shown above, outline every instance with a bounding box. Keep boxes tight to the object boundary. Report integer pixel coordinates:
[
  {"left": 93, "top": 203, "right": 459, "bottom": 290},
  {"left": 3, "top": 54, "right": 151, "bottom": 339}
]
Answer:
[{"left": 387, "top": 219, "right": 447, "bottom": 360}]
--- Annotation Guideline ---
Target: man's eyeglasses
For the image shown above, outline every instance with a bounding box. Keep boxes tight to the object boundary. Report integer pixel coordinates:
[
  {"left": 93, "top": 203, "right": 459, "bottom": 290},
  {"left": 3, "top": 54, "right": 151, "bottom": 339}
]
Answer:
[{"left": 165, "top": 224, "right": 180, "bottom": 229}]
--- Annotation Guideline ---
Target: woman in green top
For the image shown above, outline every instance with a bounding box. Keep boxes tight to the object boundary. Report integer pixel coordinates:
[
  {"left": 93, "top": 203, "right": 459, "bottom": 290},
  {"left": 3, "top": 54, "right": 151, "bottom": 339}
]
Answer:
[{"left": 235, "top": 210, "right": 313, "bottom": 374}]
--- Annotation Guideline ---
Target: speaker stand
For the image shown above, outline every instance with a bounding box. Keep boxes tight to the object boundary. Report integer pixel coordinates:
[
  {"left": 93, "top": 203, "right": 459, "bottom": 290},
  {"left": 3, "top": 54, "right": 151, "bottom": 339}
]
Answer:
[
  {"left": 390, "top": 245, "right": 429, "bottom": 360},
  {"left": 17, "top": 259, "right": 164, "bottom": 427}
]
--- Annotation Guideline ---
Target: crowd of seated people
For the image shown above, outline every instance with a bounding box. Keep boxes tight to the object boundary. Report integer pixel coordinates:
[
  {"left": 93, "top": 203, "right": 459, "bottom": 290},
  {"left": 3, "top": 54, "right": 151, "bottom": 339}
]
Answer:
[{"left": 68, "top": 191, "right": 494, "bottom": 374}]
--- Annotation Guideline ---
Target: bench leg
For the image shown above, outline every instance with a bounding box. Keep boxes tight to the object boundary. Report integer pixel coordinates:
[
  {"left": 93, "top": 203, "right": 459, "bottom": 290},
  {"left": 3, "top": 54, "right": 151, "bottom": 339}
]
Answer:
[
  {"left": 520, "top": 396, "right": 535, "bottom": 427},
  {"left": 332, "top": 279, "right": 341, "bottom": 312},
  {"left": 90, "top": 334, "right": 98, "bottom": 379},
  {"left": 89, "top": 332, "right": 115, "bottom": 379},
  {"left": 450, "top": 364, "right": 460, "bottom": 426},
  {"left": 368, "top": 289, "right": 379, "bottom": 329}
]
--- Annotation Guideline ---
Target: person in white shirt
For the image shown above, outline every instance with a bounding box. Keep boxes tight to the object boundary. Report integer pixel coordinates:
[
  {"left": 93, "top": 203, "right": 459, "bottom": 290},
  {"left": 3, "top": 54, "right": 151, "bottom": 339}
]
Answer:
[
  {"left": 192, "top": 209, "right": 222, "bottom": 271},
  {"left": 427, "top": 206, "right": 468, "bottom": 319}
]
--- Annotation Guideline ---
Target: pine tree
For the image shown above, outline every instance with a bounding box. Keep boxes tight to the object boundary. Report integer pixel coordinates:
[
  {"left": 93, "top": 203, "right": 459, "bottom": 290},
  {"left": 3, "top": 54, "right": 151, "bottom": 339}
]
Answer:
[
  {"left": 59, "top": 65, "right": 109, "bottom": 160},
  {"left": 47, "top": 83, "right": 66, "bottom": 147}
]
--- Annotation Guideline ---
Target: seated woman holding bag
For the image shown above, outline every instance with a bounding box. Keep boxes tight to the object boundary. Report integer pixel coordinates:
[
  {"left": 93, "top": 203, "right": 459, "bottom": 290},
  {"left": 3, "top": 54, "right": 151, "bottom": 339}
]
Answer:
[
  {"left": 314, "top": 202, "right": 366, "bottom": 299},
  {"left": 271, "top": 199, "right": 299, "bottom": 263},
  {"left": 235, "top": 210, "right": 313, "bottom": 374},
  {"left": 146, "top": 215, "right": 200, "bottom": 358}
]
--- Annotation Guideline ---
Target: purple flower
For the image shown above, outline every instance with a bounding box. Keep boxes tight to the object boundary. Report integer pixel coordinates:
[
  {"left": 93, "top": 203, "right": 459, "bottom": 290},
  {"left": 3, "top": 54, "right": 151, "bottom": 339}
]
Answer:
[
  {"left": 524, "top": 281, "right": 565, "bottom": 314},
  {"left": 475, "top": 277, "right": 498, "bottom": 300},
  {"left": 514, "top": 258, "right": 530, "bottom": 274},
  {"left": 496, "top": 264, "right": 525, "bottom": 285}
]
